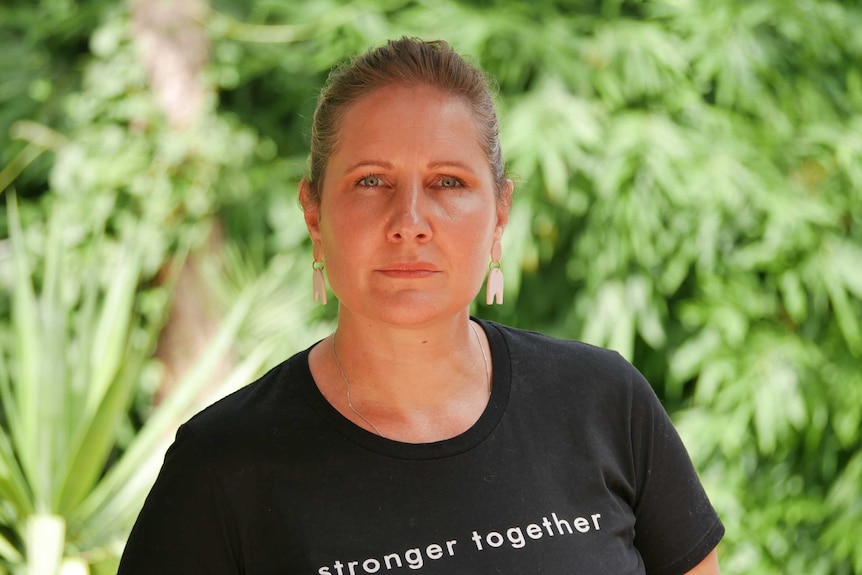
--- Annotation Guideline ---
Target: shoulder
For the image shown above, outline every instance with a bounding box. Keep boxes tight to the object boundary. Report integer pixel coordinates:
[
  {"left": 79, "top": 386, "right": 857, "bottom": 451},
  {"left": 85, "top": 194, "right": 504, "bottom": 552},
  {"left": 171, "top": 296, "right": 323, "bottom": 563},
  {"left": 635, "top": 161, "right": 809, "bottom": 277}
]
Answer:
[
  {"left": 187, "top": 356, "right": 291, "bottom": 427},
  {"left": 178, "top": 346, "right": 318, "bottom": 459},
  {"left": 487, "top": 320, "right": 627, "bottom": 364},
  {"left": 484, "top": 320, "right": 644, "bottom": 393}
]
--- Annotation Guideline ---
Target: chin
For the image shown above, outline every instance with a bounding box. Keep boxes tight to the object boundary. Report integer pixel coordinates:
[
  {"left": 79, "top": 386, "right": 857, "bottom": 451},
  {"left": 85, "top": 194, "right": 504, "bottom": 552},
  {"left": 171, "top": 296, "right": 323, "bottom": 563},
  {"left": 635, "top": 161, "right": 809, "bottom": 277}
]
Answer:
[{"left": 349, "top": 293, "right": 473, "bottom": 328}]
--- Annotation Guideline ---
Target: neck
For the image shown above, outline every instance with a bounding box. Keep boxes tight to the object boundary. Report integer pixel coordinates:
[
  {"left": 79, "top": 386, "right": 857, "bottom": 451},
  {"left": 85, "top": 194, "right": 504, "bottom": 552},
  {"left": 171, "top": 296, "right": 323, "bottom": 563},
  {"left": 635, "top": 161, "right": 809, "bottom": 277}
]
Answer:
[{"left": 313, "top": 310, "right": 492, "bottom": 441}]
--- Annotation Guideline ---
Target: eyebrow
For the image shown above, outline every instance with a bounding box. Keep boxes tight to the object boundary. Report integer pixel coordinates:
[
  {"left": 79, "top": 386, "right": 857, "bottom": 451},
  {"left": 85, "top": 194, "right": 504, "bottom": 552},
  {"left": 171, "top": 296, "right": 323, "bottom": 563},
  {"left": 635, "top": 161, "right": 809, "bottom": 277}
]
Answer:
[
  {"left": 339, "top": 159, "right": 480, "bottom": 176},
  {"left": 342, "top": 160, "right": 394, "bottom": 173},
  {"left": 427, "top": 160, "right": 478, "bottom": 174}
]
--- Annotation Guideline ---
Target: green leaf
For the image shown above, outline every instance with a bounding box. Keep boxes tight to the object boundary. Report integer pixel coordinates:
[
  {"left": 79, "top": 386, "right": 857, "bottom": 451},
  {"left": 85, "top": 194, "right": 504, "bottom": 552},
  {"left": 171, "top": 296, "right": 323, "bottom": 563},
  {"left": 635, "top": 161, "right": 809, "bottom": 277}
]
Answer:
[
  {"left": 824, "top": 275, "right": 862, "bottom": 355},
  {"left": 779, "top": 271, "right": 807, "bottom": 325},
  {"left": 58, "top": 248, "right": 141, "bottom": 513},
  {"left": 0, "top": 418, "right": 33, "bottom": 519},
  {"left": 6, "top": 194, "right": 43, "bottom": 505},
  {"left": 84, "top": 245, "right": 139, "bottom": 421},
  {"left": 0, "top": 531, "right": 23, "bottom": 564}
]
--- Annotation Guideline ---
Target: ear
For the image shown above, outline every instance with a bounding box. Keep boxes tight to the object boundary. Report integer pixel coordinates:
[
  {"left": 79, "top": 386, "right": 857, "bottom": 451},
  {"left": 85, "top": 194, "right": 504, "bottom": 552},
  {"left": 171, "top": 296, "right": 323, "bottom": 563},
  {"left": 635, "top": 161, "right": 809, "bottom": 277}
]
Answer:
[
  {"left": 299, "top": 178, "right": 321, "bottom": 242},
  {"left": 493, "top": 178, "right": 514, "bottom": 241}
]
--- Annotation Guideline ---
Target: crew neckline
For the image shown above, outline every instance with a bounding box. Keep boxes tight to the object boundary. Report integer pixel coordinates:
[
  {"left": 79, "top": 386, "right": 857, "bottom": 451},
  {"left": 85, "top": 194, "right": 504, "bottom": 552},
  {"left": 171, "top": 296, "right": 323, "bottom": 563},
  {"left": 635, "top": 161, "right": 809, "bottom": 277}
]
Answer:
[{"left": 296, "top": 318, "right": 511, "bottom": 460}]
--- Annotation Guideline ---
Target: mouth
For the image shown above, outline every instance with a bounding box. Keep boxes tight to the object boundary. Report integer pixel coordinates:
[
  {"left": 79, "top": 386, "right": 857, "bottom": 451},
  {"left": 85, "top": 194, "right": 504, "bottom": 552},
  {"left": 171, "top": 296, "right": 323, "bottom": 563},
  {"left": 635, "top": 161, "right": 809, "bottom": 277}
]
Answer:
[{"left": 376, "top": 262, "right": 440, "bottom": 277}]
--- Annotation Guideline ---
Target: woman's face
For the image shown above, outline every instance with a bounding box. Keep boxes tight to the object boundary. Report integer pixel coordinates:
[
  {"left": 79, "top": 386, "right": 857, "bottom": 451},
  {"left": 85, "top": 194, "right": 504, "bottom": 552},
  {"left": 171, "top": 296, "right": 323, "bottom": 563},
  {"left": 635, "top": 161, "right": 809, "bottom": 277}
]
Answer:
[{"left": 301, "top": 83, "right": 512, "bottom": 328}]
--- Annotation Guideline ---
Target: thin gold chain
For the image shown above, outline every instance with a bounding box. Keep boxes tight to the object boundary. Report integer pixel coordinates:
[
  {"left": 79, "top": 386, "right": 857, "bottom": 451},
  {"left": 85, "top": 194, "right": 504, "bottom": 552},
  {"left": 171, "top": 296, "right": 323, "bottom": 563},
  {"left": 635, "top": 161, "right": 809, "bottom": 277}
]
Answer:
[{"left": 331, "top": 330, "right": 383, "bottom": 435}]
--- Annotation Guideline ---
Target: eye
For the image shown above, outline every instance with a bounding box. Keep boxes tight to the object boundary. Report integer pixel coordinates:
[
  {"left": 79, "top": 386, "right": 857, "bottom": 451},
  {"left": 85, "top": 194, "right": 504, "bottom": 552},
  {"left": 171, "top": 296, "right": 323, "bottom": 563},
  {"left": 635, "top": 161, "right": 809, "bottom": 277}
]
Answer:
[
  {"left": 357, "top": 175, "right": 383, "bottom": 187},
  {"left": 438, "top": 176, "right": 463, "bottom": 188}
]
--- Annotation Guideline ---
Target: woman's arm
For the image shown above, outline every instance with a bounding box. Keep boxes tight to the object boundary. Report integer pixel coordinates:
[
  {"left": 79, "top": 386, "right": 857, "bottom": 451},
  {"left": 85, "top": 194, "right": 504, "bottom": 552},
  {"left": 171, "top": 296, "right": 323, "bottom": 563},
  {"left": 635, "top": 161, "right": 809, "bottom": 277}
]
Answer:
[{"left": 683, "top": 548, "right": 720, "bottom": 575}]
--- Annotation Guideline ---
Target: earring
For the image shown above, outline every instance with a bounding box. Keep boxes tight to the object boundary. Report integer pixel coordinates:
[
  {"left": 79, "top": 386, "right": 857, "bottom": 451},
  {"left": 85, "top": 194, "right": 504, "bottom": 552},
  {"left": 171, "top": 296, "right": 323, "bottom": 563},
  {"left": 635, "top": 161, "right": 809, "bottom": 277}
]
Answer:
[
  {"left": 313, "top": 261, "right": 327, "bottom": 304},
  {"left": 486, "top": 239, "right": 504, "bottom": 305},
  {"left": 312, "top": 245, "right": 327, "bottom": 305}
]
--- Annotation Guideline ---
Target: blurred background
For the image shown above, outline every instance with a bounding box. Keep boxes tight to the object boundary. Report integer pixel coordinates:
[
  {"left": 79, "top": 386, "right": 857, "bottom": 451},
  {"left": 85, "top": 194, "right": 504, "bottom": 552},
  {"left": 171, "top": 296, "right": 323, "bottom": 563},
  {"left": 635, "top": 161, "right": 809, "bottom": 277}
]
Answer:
[{"left": 1, "top": 0, "right": 861, "bottom": 573}]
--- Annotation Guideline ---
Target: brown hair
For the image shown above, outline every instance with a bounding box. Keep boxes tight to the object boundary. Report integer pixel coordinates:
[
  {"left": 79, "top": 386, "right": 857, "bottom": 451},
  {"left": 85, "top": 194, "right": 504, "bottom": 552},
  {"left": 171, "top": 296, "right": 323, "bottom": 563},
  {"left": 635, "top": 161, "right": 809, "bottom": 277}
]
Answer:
[{"left": 305, "top": 37, "right": 506, "bottom": 203}]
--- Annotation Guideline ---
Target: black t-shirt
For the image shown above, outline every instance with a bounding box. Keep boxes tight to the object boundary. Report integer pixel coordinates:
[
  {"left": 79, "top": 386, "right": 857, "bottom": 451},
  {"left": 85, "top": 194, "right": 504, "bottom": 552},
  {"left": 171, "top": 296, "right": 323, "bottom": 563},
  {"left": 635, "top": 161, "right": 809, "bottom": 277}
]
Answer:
[{"left": 118, "top": 320, "right": 724, "bottom": 574}]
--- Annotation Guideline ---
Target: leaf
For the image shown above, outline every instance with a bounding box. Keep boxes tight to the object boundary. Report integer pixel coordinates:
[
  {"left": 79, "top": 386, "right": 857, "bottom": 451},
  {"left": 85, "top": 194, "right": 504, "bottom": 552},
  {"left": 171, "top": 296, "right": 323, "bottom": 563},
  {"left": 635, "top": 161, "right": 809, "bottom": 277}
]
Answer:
[
  {"left": 57, "top": 244, "right": 142, "bottom": 513},
  {"left": 38, "top": 207, "right": 71, "bottom": 512},
  {"left": 0, "top": 532, "right": 23, "bottom": 564},
  {"left": 832, "top": 239, "right": 862, "bottom": 301},
  {"left": 669, "top": 328, "right": 721, "bottom": 386},
  {"left": 6, "top": 193, "right": 43, "bottom": 504},
  {"left": 83, "top": 245, "right": 140, "bottom": 421},
  {"left": 0, "top": 144, "right": 46, "bottom": 196},
  {"left": 824, "top": 273, "right": 862, "bottom": 355},
  {"left": 0, "top": 418, "right": 33, "bottom": 519},
  {"left": 779, "top": 271, "right": 807, "bottom": 325}
]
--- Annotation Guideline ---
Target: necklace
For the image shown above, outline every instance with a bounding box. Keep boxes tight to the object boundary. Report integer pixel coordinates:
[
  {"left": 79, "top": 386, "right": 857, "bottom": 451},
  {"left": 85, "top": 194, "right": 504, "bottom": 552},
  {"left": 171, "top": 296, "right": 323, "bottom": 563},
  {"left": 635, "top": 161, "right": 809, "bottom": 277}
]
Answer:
[{"left": 330, "top": 321, "right": 491, "bottom": 437}]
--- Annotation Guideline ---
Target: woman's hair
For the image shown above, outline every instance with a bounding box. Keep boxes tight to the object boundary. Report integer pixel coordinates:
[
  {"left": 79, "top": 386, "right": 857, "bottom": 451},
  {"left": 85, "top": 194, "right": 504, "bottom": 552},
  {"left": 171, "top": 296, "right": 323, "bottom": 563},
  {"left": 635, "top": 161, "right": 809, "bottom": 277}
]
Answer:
[{"left": 305, "top": 37, "right": 506, "bottom": 203}]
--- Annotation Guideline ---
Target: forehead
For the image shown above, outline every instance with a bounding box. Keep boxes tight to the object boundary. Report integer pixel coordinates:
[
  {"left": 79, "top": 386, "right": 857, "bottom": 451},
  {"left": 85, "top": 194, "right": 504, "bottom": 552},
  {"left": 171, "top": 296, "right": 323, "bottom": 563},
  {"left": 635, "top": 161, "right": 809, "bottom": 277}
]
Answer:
[
  {"left": 326, "top": 84, "right": 488, "bottom": 176},
  {"left": 341, "top": 83, "right": 475, "bottom": 130}
]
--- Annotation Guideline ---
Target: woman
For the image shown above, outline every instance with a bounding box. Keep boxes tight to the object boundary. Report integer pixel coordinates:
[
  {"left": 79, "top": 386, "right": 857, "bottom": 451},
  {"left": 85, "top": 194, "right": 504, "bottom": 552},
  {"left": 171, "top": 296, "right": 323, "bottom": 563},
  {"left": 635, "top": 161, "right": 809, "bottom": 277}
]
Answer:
[{"left": 118, "top": 38, "right": 723, "bottom": 574}]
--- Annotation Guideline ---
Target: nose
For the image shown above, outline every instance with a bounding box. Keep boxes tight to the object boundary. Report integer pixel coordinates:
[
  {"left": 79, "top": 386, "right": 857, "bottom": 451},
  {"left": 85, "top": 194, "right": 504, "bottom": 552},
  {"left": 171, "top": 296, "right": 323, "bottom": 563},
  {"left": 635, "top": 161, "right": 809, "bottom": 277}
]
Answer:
[{"left": 386, "top": 178, "right": 432, "bottom": 242}]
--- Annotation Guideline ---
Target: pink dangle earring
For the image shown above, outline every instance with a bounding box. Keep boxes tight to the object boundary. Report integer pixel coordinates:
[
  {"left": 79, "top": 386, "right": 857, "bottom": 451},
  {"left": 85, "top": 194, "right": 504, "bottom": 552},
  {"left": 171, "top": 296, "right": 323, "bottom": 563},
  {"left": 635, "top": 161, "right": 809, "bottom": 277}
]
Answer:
[
  {"left": 312, "top": 244, "right": 327, "bottom": 305},
  {"left": 486, "top": 239, "right": 504, "bottom": 305}
]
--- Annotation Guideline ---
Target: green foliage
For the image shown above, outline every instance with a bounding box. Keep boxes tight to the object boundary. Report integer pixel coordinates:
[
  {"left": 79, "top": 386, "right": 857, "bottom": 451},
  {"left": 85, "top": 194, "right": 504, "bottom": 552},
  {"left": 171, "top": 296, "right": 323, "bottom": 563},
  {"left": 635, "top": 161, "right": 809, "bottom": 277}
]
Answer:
[
  {"left": 206, "top": 1, "right": 862, "bottom": 573},
  {"left": 0, "top": 4, "right": 324, "bottom": 572},
  {"left": 0, "top": 191, "right": 294, "bottom": 573},
  {"left": 0, "top": 0, "right": 115, "bottom": 205},
  {"left": 2, "top": 0, "right": 861, "bottom": 573}
]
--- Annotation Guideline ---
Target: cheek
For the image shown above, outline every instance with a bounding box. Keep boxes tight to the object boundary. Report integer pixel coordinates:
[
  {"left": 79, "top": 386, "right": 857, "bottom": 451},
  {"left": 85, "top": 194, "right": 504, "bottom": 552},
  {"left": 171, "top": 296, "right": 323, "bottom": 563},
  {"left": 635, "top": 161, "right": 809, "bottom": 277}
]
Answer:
[
  {"left": 317, "top": 199, "right": 361, "bottom": 248},
  {"left": 459, "top": 205, "right": 499, "bottom": 250},
  {"left": 317, "top": 211, "right": 377, "bottom": 288},
  {"left": 320, "top": 220, "right": 359, "bottom": 262}
]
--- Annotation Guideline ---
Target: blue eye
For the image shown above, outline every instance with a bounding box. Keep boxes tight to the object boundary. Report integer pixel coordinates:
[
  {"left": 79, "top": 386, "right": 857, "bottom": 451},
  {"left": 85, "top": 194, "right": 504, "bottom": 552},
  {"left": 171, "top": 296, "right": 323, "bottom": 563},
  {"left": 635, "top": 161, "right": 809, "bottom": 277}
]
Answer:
[
  {"left": 440, "top": 176, "right": 461, "bottom": 188},
  {"left": 358, "top": 175, "right": 382, "bottom": 187}
]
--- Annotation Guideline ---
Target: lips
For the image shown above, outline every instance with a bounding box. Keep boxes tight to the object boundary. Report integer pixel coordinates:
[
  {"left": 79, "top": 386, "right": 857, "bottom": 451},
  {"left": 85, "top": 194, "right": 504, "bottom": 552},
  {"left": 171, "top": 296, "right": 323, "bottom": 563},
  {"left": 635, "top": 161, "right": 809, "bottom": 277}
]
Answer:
[{"left": 376, "top": 262, "right": 440, "bottom": 277}]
